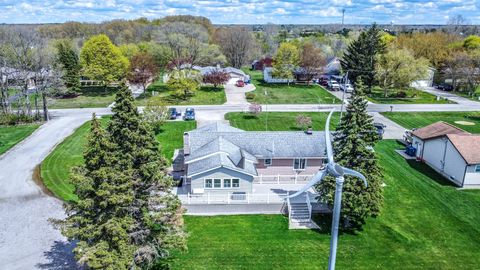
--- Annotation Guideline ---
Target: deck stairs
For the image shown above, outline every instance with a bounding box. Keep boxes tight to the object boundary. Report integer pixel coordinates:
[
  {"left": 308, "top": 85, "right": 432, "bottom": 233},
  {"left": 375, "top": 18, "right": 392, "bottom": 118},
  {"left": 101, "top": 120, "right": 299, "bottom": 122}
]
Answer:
[{"left": 287, "top": 192, "right": 320, "bottom": 229}]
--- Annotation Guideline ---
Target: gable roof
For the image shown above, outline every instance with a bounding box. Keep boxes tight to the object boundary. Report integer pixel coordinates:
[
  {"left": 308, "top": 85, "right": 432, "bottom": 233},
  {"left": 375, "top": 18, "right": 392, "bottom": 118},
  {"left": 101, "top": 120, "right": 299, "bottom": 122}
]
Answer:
[
  {"left": 447, "top": 134, "right": 480, "bottom": 165},
  {"left": 412, "top": 121, "right": 469, "bottom": 140},
  {"left": 186, "top": 152, "right": 257, "bottom": 177}
]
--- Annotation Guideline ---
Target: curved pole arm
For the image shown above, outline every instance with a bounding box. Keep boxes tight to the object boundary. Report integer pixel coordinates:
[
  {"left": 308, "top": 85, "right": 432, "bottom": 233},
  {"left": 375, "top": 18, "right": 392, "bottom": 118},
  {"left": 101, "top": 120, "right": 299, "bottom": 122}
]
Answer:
[
  {"left": 342, "top": 167, "right": 368, "bottom": 187},
  {"left": 286, "top": 169, "right": 327, "bottom": 199},
  {"left": 325, "top": 110, "right": 335, "bottom": 164}
]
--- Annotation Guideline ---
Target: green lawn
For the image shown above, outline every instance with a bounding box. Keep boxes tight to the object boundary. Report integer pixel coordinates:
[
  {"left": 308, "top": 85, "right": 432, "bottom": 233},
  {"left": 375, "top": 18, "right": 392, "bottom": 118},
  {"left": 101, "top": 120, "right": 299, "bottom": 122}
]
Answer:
[
  {"left": 41, "top": 119, "right": 196, "bottom": 201},
  {"left": 170, "top": 140, "right": 480, "bottom": 269},
  {"left": 48, "top": 86, "right": 117, "bottom": 109},
  {"left": 243, "top": 69, "right": 340, "bottom": 104},
  {"left": 0, "top": 124, "right": 39, "bottom": 155},
  {"left": 135, "top": 80, "right": 226, "bottom": 106},
  {"left": 225, "top": 112, "right": 340, "bottom": 131},
  {"left": 452, "top": 86, "right": 480, "bottom": 102},
  {"left": 382, "top": 111, "right": 480, "bottom": 133},
  {"left": 367, "top": 87, "right": 454, "bottom": 104}
]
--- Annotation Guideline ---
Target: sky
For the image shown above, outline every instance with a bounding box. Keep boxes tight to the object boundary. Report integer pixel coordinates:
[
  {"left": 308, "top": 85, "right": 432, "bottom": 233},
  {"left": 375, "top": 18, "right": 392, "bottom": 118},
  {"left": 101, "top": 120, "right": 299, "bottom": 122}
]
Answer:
[{"left": 0, "top": 0, "right": 479, "bottom": 25}]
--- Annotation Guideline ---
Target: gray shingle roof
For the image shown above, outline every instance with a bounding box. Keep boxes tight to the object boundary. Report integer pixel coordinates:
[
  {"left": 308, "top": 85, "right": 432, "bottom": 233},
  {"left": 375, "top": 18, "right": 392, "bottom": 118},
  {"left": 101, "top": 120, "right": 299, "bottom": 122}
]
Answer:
[{"left": 187, "top": 152, "right": 257, "bottom": 177}]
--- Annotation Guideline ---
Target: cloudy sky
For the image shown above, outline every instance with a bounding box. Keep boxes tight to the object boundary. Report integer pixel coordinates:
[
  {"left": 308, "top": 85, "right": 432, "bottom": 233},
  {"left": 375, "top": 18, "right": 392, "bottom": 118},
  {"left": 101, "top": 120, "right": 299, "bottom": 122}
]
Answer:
[{"left": 0, "top": 0, "right": 479, "bottom": 25}]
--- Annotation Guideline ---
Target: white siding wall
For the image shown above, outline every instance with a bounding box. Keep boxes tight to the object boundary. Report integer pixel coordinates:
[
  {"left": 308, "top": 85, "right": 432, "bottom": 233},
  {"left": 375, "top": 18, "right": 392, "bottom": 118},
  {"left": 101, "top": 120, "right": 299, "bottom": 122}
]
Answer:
[
  {"left": 422, "top": 137, "right": 447, "bottom": 171},
  {"left": 464, "top": 164, "right": 480, "bottom": 186},
  {"left": 443, "top": 140, "right": 467, "bottom": 186},
  {"left": 412, "top": 136, "right": 424, "bottom": 158},
  {"left": 190, "top": 167, "right": 253, "bottom": 194}
]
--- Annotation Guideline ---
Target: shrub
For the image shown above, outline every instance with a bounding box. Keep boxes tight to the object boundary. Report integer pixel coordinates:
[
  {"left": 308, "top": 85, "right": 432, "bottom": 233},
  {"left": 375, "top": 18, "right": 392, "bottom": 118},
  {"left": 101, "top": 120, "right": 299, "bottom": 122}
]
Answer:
[
  {"left": 396, "top": 91, "right": 407, "bottom": 98},
  {"left": 246, "top": 92, "right": 255, "bottom": 100},
  {"left": 248, "top": 103, "right": 262, "bottom": 118},
  {"left": 0, "top": 113, "right": 38, "bottom": 125}
]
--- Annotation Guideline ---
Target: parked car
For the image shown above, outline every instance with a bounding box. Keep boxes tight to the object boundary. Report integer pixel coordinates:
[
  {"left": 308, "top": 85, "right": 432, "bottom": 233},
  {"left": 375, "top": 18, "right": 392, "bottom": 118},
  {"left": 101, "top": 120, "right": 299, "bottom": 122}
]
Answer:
[
  {"left": 374, "top": 122, "right": 386, "bottom": 139},
  {"left": 340, "top": 83, "right": 354, "bottom": 93},
  {"left": 434, "top": 83, "right": 454, "bottom": 91},
  {"left": 183, "top": 107, "right": 195, "bottom": 120},
  {"left": 169, "top": 108, "right": 180, "bottom": 120},
  {"left": 236, "top": 80, "right": 245, "bottom": 87},
  {"left": 320, "top": 80, "right": 329, "bottom": 87},
  {"left": 328, "top": 80, "right": 340, "bottom": 91}
]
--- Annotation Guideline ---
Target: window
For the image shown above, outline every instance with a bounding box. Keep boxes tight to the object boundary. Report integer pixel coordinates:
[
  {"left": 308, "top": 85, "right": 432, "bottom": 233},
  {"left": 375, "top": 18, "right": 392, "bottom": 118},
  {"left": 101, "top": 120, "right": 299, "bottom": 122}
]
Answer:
[
  {"left": 204, "top": 179, "right": 212, "bottom": 188},
  {"left": 264, "top": 158, "right": 272, "bottom": 166},
  {"left": 232, "top": 179, "right": 240, "bottom": 188},
  {"left": 223, "top": 179, "right": 231, "bottom": 188},
  {"left": 214, "top": 179, "right": 222, "bottom": 188},
  {"left": 475, "top": 165, "right": 480, "bottom": 173},
  {"left": 294, "top": 158, "right": 306, "bottom": 170}
]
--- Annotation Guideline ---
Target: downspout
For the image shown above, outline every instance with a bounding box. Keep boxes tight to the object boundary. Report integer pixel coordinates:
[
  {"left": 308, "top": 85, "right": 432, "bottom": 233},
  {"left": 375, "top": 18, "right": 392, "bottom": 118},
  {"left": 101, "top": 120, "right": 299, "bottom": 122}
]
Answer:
[{"left": 441, "top": 138, "right": 448, "bottom": 171}]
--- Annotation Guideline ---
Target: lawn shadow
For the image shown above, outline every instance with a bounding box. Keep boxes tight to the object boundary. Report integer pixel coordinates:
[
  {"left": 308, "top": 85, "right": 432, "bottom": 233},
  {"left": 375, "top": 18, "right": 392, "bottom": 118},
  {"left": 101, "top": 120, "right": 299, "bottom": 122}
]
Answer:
[
  {"left": 406, "top": 160, "right": 458, "bottom": 187},
  {"left": 36, "top": 240, "right": 83, "bottom": 270}
]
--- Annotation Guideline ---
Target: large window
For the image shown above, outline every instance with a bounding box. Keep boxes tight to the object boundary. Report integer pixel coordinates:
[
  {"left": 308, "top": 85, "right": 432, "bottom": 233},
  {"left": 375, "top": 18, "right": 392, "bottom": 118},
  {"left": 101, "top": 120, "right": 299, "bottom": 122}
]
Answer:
[
  {"left": 204, "top": 179, "right": 212, "bottom": 188},
  {"left": 232, "top": 179, "right": 240, "bottom": 188},
  {"left": 214, "top": 179, "right": 222, "bottom": 188},
  {"left": 264, "top": 158, "right": 272, "bottom": 166},
  {"left": 475, "top": 165, "right": 480, "bottom": 173},
  {"left": 223, "top": 179, "right": 231, "bottom": 188},
  {"left": 294, "top": 158, "right": 306, "bottom": 170}
]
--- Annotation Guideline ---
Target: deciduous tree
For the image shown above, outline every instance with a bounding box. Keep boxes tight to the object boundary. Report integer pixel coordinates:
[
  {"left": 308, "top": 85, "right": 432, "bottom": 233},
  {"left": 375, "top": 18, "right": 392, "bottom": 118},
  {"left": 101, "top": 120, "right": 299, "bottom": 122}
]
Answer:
[
  {"left": 202, "top": 69, "right": 230, "bottom": 88},
  {"left": 298, "top": 42, "right": 325, "bottom": 85},
  {"left": 214, "top": 27, "right": 255, "bottom": 68},
  {"left": 272, "top": 43, "right": 299, "bottom": 84},
  {"left": 167, "top": 70, "right": 200, "bottom": 100},
  {"left": 127, "top": 52, "right": 158, "bottom": 93}
]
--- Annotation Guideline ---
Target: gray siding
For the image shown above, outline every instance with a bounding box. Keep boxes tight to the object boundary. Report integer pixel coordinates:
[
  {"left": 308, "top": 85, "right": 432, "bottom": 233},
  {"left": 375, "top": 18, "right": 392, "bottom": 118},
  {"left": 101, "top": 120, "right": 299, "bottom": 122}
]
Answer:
[
  {"left": 256, "top": 158, "right": 323, "bottom": 176},
  {"left": 190, "top": 167, "right": 253, "bottom": 194},
  {"left": 464, "top": 164, "right": 480, "bottom": 186}
]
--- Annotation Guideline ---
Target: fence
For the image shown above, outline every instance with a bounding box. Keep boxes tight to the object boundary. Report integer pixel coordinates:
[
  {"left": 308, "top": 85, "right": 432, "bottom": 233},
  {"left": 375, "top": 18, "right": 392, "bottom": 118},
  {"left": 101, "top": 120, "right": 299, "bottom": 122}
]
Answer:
[
  {"left": 253, "top": 174, "right": 315, "bottom": 184},
  {"left": 180, "top": 192, "right": 289, "bottom": 205}
]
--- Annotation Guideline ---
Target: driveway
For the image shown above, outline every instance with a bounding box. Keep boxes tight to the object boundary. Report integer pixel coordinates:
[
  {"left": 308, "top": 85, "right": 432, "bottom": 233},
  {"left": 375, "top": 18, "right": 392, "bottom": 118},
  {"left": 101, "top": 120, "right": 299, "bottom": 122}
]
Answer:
[
  {"left": 0, "top": 115, "right": 90, "bottom": 269},
  {"left": 414, "top": 86, "right": 479, "bottom": 106},
  {"left": 224, "top": 83, "right": 255, "bottom": 105}
]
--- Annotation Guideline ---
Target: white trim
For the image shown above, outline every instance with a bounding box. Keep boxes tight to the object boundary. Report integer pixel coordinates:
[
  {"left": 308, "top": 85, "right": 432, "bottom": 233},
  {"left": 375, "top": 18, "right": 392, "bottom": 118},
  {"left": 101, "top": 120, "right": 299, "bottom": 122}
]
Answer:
[
  {"left": 189, "top": 165, "right": 256, "bottom": 178},
  {"left": 185, "top": 151, "right": 226, "bottom": 164},
  {"left": 203, "top": 178, "right": 240, "bottom": 189},
  {"left": 293, "top": 158, "right": 307, "bottom": 171}
]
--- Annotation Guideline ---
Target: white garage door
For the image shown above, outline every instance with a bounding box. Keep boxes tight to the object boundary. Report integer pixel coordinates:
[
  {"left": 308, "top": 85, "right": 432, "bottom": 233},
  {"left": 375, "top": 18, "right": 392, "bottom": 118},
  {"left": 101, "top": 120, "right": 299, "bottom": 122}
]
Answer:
[{"left": 227, "top": 78, "right": 239, "bottom": 85}]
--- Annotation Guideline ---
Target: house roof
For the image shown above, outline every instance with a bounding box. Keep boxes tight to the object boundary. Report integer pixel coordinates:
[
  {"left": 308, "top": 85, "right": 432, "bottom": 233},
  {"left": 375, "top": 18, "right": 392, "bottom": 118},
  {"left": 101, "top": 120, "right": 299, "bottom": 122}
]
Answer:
[
  {"left": 192, "top": 66, "right": 246, "bottom": 77},
  {"left": 186, "top": 152, "right": 258, "bottom": 177},
  {"left": 411, "top": 121, "right": 469, "bottom": 140},
  {"left": 447, "top": 134, "right": 480, "bottom": 165}
]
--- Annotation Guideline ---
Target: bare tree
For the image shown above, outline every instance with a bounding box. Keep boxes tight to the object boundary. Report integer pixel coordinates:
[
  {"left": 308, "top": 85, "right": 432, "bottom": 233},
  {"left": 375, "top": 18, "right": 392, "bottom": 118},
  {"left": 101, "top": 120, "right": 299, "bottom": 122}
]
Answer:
[
  {"left": 446, "top": 14, "right": 470, "bottom": 35},
  {"left": 215, "top": 27, "right": 255, "bottom": 68}
]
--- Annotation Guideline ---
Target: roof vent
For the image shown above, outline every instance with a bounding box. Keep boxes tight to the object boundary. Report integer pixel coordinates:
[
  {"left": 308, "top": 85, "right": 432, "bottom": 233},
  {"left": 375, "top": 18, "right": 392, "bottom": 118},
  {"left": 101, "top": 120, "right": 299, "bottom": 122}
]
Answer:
[{"left": 306, "top": 127, "right": 313, "bottom": 135}]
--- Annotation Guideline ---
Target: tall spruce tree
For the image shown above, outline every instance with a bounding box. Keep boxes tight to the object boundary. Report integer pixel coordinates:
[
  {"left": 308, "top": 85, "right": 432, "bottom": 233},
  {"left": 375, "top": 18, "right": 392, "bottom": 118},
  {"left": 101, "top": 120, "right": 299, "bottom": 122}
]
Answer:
[
  {"left": 340, "top": 24, "right": 385, "bottom": 92},
  {"left": 57, "top": 114, "right": 136, "bottom": 269},
  {"left": 54, "top": 39, "right": 81, "bottom": 96},
  {"left": 107, "top": 83, "right": 186, "bottom": 268},
  {"left": 317, "top": 80, "right": 384, "bottom": 230}
]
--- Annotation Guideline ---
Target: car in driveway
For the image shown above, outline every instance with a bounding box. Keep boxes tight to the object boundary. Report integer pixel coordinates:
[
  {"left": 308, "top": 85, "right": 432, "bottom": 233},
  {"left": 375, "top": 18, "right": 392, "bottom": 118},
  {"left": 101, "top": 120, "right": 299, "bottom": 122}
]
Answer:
[
  {"left": 183, "top": 107, "right": 195, "bottom": 120},
  {"left": 235, "top": 80, "right": 245, "bottom": 87},
  {"left": 434, "top": 83, "right": 454, "bottom": 91},
  {"left": 374, "top": 122, "right": 386, "bottom": 139},
  {"left": 328, "top": 80, "right": 340, "bottom": 91},
  {"left": 169, "top": 108, "right": 180, "bottom": 119},
  {"left": 340, "top": 83, "right": 354, "bottom": 93}
]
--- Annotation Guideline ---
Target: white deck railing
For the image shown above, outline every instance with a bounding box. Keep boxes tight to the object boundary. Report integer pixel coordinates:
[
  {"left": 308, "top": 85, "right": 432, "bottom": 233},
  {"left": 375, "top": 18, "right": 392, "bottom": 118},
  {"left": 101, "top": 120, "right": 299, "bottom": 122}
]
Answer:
[
  {"left": 181, "top": 192, "right": 289, "bottom": 205},
  {"left": 253, "top": 174, "right": 315, "bottom": 184}
]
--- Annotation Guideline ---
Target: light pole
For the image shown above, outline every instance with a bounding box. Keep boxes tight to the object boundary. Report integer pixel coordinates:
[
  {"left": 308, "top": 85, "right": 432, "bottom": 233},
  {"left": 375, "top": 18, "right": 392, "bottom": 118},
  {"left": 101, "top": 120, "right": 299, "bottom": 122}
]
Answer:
[
  {"left": 339, "top": 71, "right": 349, "bottom": 125},
  {"left": 264, "top": 89, "right": 268, "bottom": 131}
]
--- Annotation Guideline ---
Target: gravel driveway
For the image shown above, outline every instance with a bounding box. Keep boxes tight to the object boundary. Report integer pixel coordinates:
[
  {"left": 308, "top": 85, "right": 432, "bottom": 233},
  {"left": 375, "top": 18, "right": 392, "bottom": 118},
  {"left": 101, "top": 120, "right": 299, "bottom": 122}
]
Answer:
[{"left": 0, "top": 115, "right": 90, "bottom": 269}]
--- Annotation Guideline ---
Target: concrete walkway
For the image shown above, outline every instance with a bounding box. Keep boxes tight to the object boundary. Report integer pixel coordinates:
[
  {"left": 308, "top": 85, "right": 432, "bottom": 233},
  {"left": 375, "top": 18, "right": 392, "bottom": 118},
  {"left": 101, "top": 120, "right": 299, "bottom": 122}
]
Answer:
[{"left": 0, "top": 116, "right": 90, "bottom": 269}]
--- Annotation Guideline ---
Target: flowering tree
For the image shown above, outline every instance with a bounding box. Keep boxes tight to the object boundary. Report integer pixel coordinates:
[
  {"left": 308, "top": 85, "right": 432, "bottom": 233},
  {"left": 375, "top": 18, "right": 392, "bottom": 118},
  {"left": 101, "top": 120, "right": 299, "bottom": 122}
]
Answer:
[{"left": 203, "top": 69, "right": 230, "bottom": 88}]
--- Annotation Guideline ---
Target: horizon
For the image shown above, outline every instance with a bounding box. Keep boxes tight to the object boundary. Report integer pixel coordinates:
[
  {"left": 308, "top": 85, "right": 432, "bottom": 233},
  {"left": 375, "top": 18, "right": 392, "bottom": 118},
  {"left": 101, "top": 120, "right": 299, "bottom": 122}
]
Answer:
[{"left": 0, "top": 0, "right": 479, "bottom": 25}]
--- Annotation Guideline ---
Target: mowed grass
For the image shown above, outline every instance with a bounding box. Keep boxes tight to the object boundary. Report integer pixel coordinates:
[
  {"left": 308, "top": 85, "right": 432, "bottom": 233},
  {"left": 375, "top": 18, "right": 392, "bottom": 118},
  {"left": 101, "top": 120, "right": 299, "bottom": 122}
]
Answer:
[
  {"left": 41, "top": 119, "right": 196, "bottom": 201},
  {"left": 225, "top": 112, "right": 340, "bottom": 131},
  {"left": 367, "top": 87, "right": 454, "bottom": 104},
  {"left": 382, "top": 111, "right": 480, "bottom": 133},
  {"left": 48, "top": 86, "right": 118, "bottom": 109},
  {"left": 135, "top": 80, "right": 226, "bottom": 106},
  {"left": 0, "top": 124, "right": 39, "bottom": 155},
  {"left": 243, "top": 69, "right": 340, "bottom": 104},
  {"left": 170, "top": 140, "right": 480, "bottom": 269}
]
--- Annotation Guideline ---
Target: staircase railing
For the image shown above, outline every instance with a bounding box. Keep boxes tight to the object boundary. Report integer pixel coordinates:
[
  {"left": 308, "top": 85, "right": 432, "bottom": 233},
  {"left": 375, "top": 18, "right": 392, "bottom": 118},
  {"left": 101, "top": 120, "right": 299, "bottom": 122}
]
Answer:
[
  {"left": 305, "top": 192, "right": 312, "bottom": 221},
  {"left": 286, "top": 192, "right": 292, "bottom": 226}
]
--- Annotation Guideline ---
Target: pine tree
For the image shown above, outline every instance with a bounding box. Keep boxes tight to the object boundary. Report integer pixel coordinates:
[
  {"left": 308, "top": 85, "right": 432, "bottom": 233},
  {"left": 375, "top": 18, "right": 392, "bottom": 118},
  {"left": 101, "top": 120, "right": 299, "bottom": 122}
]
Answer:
[
  {"left": 54, "top": 39, "right": 81, "bottom": 96},
  {"left": 317, "top": 80, "right": 384, "bottom": 230},
  {"left": 340, "top": 24, "right": 385, "bottom": 92},
  {"left": 57, "top": 114, "right": 136, "bottom": 269},
  {"left": 107, "top": 83, "right": 186, "bottom": 268}
]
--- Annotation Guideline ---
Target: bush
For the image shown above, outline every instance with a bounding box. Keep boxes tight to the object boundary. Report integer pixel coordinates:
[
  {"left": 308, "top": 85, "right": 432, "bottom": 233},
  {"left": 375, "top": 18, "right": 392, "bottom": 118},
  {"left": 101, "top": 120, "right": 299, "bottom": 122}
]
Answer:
[
  {"left": 245, "top": 92, "right": 255, "bottom": 100},
  {"left": 0, "top": 113, "right": 38, "bottom": 125},
  {"left": 396, "top": 91, "right": 407, "bottom": 98}
]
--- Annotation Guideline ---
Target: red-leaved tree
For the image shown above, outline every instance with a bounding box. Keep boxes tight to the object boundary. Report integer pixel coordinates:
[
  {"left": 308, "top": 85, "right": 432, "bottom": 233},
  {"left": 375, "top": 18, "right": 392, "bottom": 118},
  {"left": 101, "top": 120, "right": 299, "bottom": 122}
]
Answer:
[
  {"left": 128, "top": 52, "right": 159, "bottom": 92},
  {"left": 203, "top": 69, "right": 230, "bottom": 88}
]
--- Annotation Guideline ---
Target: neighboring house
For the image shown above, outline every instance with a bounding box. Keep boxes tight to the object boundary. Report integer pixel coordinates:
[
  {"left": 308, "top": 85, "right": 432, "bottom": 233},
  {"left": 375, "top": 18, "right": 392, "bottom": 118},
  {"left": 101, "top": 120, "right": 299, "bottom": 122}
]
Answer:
[
  {"left": 251, "top": 57, "right": 273, "bottom": 71},
  {"left": 181, "top": 123, "right": 327, "bottom": 194},
  {"left": 410, "top": 67, "right": 435, "bottom": 88},
  {"left": 192, "top": 65, "right": 250, "bottom": 84},
  {"left": 411, "top": 121, "right": 480, "bottom": 187},
  {"left": 263, "top": 67, "right": 292, "bottom": 83}
]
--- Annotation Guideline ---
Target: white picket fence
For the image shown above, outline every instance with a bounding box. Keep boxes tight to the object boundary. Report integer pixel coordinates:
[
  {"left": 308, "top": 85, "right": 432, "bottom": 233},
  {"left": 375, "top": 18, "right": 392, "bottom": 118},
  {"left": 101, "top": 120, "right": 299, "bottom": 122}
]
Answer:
[
  {"left": 180, "top": 192, "right": 289, "bottom": 205},
  {"left": 253, "top": 174, "right": 315, "bottom": 184}
]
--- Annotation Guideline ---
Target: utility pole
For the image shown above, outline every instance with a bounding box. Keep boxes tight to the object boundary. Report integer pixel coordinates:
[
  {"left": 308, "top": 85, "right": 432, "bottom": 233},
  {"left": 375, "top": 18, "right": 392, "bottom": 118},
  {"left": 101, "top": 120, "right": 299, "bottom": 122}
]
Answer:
[
  {"left": 339, "top": 71, "right": 349, "bottom": 125},
  {"left": 264, "top": 89, "right": 268, "bottom": 131},
  {"left": 341, "top": 9, "right": 345, "bottom": 27}
]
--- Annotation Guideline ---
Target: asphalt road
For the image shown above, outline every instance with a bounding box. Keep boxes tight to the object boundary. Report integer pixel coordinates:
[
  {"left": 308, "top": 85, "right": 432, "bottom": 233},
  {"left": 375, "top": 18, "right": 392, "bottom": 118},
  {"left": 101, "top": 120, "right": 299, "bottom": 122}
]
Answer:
[{"left": 1, "top": 87, "right": 480, "bottom": 269}]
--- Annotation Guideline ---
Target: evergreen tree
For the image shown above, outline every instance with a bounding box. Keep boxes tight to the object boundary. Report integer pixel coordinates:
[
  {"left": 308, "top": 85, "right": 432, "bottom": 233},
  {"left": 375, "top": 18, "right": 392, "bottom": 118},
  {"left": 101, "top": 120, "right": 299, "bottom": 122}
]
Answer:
[
  {"left": 317, "top": 80, "right": 384, "bottom": 230},
  {"left": 107, "top": 83, "right": 186, "bottom": 268},
  {"left": 57, "top": 114, "right": 136, "bottom": 269},
  {"left": 340, "top": 24, "right": 385, "bottom": 92},
  {"left": 54, "top": 39, "right": 81, "bottom": 96}
]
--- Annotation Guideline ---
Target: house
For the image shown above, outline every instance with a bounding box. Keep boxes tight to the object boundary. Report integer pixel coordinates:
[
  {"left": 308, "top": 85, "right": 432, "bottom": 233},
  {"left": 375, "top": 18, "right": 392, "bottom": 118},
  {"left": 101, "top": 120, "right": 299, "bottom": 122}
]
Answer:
[
  {"left": 192, "top": 65, "right": 249, "bottom": 84},
  {"left": 410, "top": 67, "right": 435, "bottom": 88},
  {"left": 263, "top": 67, "right": 292, "bottom": 83},
  {"left": 251, "top": 57, "right": 273, "bottom": 71},
  {"left": 181, "top": 123, "right": 327, "bottom": 195},
  {"left": 411, "top": 121, "right": 480, "bottom": 187},
  {"left": 324, "top": 57, "right": 341, "bottom": 76}
]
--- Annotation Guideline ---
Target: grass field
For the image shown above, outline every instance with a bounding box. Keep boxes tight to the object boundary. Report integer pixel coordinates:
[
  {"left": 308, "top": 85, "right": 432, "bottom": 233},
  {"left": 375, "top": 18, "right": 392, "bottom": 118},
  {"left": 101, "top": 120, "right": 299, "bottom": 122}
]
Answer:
[
  {"left": 135, "top": 80, "right": 226, "bottom": 106},
  {"left": 48, "top": 86, "right": 118, "bottom": 109},
  {"left": 170, "top": 140, "right": 480, "bottom": 269},
  {"left": 243, "top": 69, "right": 340, "bottom": 104},
  {"left": 225, "top": 112, "right": 340, "bottom": 131},
  {"left": 0, "top": 124, "right": 39, "bottom": 155},
  {"left": 367, "top": 87, "right": 453, "bottom": 104},
  {"left": 41, "top": 119, "right": 196, "bottom": 201},
  {"left": 382, "top": 111, "right": 480, "bottom": 133},
  {"left": 453, "top": 86, "right": 480, "bottom": 102}
]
